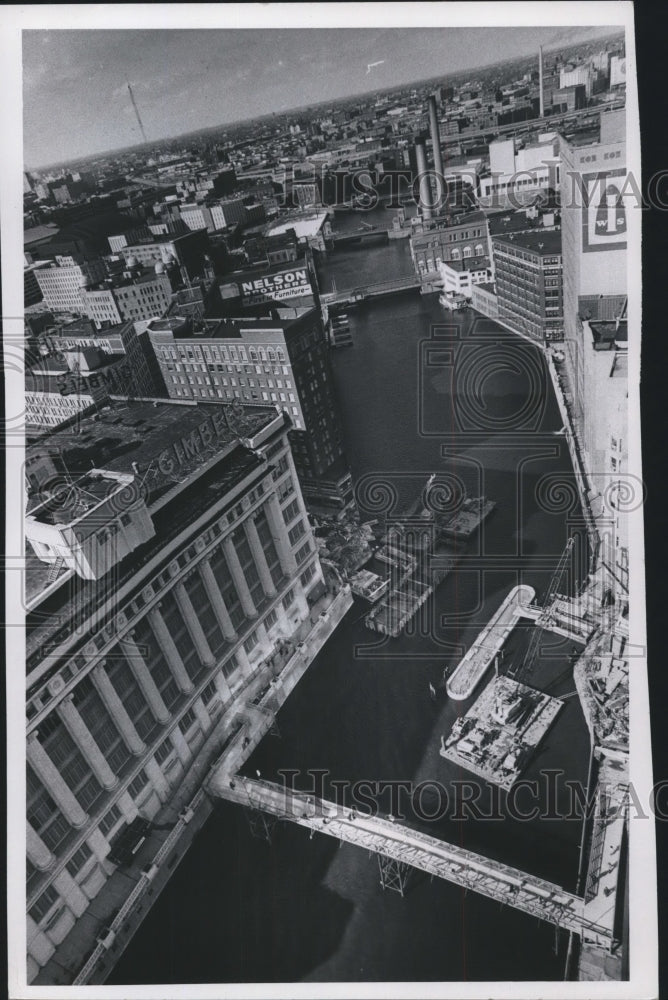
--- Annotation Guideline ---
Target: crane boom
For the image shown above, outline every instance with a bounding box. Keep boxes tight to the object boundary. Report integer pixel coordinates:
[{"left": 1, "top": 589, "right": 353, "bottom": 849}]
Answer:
[
  {"left": 512, "top": 536, "right": 576, "bottom": 685},
  {"left": 127, "top": 82, "right": 148, "bottom": 145}
]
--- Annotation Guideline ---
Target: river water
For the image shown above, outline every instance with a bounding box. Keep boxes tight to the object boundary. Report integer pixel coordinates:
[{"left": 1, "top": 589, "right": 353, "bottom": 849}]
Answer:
[{"left": 110, "top": 222, "right": 591, "bottom": 986}]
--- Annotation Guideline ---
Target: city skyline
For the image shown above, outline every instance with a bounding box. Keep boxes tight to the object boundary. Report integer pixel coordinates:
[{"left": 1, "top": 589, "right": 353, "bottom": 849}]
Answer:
[
  {"left": 13, "top": 7, "right": 651, "bottom": 993},
  {"left": 23, "top": 25, "right": 619, "bottom": 168}
]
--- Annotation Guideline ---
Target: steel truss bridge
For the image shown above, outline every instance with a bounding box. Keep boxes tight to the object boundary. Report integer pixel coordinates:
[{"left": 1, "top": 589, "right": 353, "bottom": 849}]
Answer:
[{"left": 208, "top": 773, "right": 617, "bottom": 947}]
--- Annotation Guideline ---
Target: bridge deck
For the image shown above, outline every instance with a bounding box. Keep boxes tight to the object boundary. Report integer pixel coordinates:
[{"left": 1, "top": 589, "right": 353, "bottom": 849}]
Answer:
[
  {"left": 322, "top": 274, "right": 421, "bottom": 306},
  {"left": 207, "top": 774, "right": 613, "bottom": 946}
]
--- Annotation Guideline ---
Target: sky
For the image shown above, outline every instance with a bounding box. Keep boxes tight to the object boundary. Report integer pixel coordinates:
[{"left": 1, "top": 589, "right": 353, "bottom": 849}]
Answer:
[{"left": 23, "top": 25, "right": 618, "bottom": 169}]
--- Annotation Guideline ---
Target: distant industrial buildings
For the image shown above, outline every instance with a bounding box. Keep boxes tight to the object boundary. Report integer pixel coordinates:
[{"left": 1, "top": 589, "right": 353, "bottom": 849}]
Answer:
[{"left": 478, "top": 134, "right": 561, "bottom": 208}]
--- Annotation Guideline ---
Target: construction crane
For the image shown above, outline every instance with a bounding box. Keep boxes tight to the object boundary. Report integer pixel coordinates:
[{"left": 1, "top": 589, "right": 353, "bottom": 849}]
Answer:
[
  {"left": 511, "top": 536, "right": 576, "bottom": 686},
  {"left": 127, "top": 81, "right": 148, "bottom": 145}
]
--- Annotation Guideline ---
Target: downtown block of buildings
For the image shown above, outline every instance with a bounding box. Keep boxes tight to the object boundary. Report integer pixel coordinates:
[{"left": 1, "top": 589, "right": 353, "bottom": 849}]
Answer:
[
  {"left": 23, "top": 397, "right": 353, "bottom": 984},
  {"left": 21, "top": 39, "right": 629, "bottom": 983}
]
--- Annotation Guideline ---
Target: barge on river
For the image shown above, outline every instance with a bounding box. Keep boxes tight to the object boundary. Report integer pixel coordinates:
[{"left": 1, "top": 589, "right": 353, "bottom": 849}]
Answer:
[{"left": 363, "top": 476, "right": 497, "bottom": 638}]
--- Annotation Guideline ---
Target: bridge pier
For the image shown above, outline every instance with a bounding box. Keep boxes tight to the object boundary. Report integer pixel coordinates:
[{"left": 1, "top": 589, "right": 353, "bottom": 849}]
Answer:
[{"left": 377, "top": 855, "right": 411, "bottom": 897}]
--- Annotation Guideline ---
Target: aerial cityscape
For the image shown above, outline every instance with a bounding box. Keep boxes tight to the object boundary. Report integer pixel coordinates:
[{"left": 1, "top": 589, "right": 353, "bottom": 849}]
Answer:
[{"left": 16, "top": 16, "right": 645, "bottom": 993}]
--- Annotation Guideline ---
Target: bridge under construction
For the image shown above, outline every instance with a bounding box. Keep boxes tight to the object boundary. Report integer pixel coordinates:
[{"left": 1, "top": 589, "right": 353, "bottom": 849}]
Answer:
[{"left": 206, "top": 770, "right": 619, "bottom": 949}]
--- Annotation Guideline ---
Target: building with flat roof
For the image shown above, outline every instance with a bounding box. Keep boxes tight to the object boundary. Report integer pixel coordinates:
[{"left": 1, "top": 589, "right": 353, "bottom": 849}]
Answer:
[
  {"left": 264, "top": 211, "right": 330, "bottom": 253},
  {"left": 25, "top": 348, "right": 140, "bottom": 432},
  {"left": 144, "top": 307, "right": 352, "bottom": 513},
  {"left": 492, "top": 229, "right": 563, "bottom": 343},
  {"left": 41, "top": 317, "right": 167, "bottom": 402},
  {"left": 80, "top": 267, "right": 173, "bottom": 330},
  {"left": 409, "top": 210, "right": 490, "bottom": 283},
  {"left": 479, "top": 136, "right": 561, "bottom": 209},
  {"left": 32, "top": 258, "right": 108, "bottom": 315},
  {"left": 24, "top": 399, "right": 330, "bottom": 983},
  {"left": 438, "top": 255, "right": 491, "bottom": 300},
  {"left": 114, "top": 228, "right": 211, "bottom": 282}
]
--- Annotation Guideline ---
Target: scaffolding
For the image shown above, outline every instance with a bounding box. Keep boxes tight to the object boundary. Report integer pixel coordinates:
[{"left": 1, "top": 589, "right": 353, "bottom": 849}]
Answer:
[{"left": 377, "top": 855, "right": 411, "bottom": 896}]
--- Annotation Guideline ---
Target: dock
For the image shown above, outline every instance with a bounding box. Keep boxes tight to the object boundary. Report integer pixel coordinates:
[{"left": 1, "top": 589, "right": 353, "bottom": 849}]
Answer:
[{"left": 446, "top": 584, "right": 536, "bottom": 700}]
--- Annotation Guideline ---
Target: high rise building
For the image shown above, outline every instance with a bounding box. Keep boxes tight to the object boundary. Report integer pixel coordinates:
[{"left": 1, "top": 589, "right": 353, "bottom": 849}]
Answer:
[
  {"left": 491, "top": 229, "right": 564, "bottom": 343},
  {"left": 145, "top": 307, "right": 353, "bottom": 514},
  {"left": 24, "top": 399, "right": 339, "bottom": 983},
  {"left": 559, "top": 111, "right": 626, "bottom": 436},
  {"left": 32, "top": 257, "right": 108, "bottom": 314}
]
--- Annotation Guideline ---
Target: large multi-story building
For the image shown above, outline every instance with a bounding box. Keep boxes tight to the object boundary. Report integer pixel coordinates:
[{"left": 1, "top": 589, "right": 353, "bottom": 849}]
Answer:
[
  {"left": 24, "top": 399, "right": 335, "bottom": 983},
  {"left": 179, "top": 197, "right": 255, "bottom": 234},
  {"left": 145, "top": 307, "right": 352, "bottom": 513},
  {"left": 580, "top": 308, "right": 628, "bottom": 595},
  {"left": 44, "top": 317, "right": 168, "bottom": 400},
  {"left": 32, "top": 257, "right": 108, "bottom": 314},
  {"left": 559, "top": 110, "right": 626, "bottom": 436},
  {"left": 80, "top": 267, "right": 173, "bottom": 329},
  {"left": 559, "top": 63, "right": 593, "bottom": 98},
  {"left": 25, "top": 350, "right": 132, "bottom": 431},
  {"left": 478, "top": 135, "right": 561, "bottom": 208},
  {"left": 492, "top": 229, "right": 563, "bottom": 343},
  {"left": 111, "top": 228, "right": 211, "bottom": 281},
  {"left": 409, "top": 210, "right": 490, "bottom": 282}
]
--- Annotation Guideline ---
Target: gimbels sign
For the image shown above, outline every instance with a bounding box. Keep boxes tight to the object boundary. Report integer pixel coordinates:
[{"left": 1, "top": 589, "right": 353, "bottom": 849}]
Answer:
[{"left": 240, "top": 267, "right": 313, "bottom": 305}]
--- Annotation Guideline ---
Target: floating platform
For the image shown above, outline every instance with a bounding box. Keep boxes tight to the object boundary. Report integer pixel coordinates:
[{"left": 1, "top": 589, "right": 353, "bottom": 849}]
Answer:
[
  {"left": 446, "top": 585, "right": 535, "bottom": 700},
  {"left": 350, "top": 568, "right": 389, "bottom": 604},
  {"left": 438, "top": 497, "right": 496, "bottom": 541},
  {"left": 363, "top": 477, "right": 498, "bottom": 639},
  {"left": 440, "top": 674, "right": 563, "bottom": 790},
  {"left": 364, "top": 577, "right": 432, "bottom": 637}
]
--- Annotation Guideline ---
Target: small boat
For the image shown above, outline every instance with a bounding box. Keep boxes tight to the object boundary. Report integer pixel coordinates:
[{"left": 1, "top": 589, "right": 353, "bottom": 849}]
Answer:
[{"left": 439, "top": 290, "right": 469, "bottom": 312}]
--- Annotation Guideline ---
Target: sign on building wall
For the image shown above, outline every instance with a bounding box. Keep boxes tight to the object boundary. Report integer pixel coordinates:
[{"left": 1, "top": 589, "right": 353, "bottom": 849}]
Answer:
[
  {"left": 237, "top": 267, "right": 314, "bottom": 306},
  {"left": 610, "top": 55, "right": 626, "bottom": 87},
  {"left": 582, "top": 169, "right": 627, "bottom": 253}
]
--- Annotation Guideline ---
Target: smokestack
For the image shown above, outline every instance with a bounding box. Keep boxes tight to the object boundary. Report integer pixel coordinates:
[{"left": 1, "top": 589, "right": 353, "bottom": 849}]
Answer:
[
  {"left": 539, "top": 45, "right": 544, "bottom": 118},
  {"left": 415, "top": 140, "right": 433, "bottom": 220},
  {"left": 428, "top": 95, "right": 445, "bottom": 213}
]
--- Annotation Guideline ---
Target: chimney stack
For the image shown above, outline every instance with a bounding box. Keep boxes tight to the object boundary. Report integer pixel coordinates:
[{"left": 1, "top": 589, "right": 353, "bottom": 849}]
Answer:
[
  {"left": 539, "top": 45, "right": 544, "bottom": 118},
  {"left": 415, "top": 140, "right": 433, "bottom": 220},
  {"left": 428, "top": 95, "right": 445, "bottom": 212}
]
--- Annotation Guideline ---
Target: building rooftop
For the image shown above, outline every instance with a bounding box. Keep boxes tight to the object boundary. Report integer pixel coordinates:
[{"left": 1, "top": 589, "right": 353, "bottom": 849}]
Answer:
[
  {"left": 24, "top": 224, "right": 60, "bottom": 247},
  {"left": 265, "top": 212, "right": 328, "bottom": 240},
  {"left": 148, "top": 307, "right": 313, "bottom": 341},
  {"left": 589, "top": 319, "right": 628, "bottom": 350},
  {"left": 486, "top": 210, "right": 552, "bottom": 237},
  {"left": 442, "top": 255, "right": 490, "bottom": 272},
  {"left": 86, "top": 266, "right": 170, "bottom": 293},
  {"left": 578, "top": 294, "right": 627, "bottom": 323},
  {"left": 25, "top": 399, "right": 282, "bottom": 671},
  {"left": 26, "top": 399, "right": 276, "bottom": 514},
  {"left": 492, "top": 229, "right": 562, "bottom": 255}
]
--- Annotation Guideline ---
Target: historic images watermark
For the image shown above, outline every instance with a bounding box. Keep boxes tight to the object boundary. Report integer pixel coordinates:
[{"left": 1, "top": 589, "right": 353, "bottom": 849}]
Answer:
[
  {"left": 276, "top": 161, "right": 664, "bottom": 214},
  {"left": 259, "top": 768, "right": 667, "bottom": 824}
]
